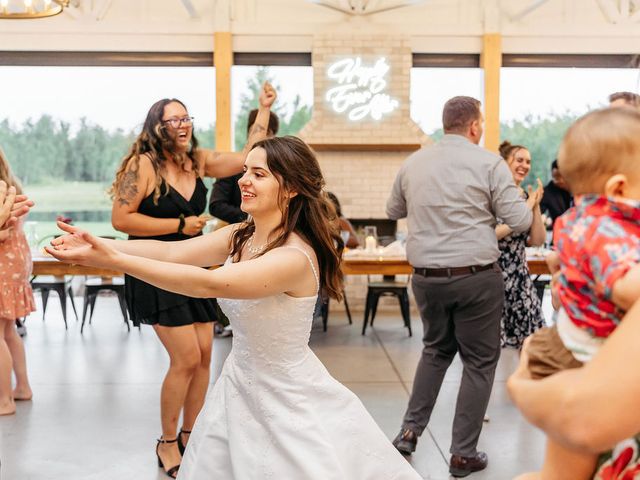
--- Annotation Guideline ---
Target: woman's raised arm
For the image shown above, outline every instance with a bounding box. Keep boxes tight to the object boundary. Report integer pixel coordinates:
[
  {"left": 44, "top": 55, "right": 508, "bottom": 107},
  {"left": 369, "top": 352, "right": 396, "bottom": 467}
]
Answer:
[{"left": 202, "top": 82, "right": 277, "bottom": 179}]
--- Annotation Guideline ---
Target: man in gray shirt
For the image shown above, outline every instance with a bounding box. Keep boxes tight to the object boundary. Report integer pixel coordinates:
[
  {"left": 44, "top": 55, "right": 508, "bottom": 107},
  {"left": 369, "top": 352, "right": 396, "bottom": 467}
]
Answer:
[{"left": 387, "top": 96, "right": 533, "bottom": 477}]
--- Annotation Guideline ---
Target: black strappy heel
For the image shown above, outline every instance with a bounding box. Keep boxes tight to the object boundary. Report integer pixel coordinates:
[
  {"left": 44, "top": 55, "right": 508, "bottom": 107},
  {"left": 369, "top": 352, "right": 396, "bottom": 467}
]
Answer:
[
  {"left": 177, "top": 428, "right": 192, "bottom": 455},
  {"left": 156, "top": 437, "right": 180, "bottom": 479}
]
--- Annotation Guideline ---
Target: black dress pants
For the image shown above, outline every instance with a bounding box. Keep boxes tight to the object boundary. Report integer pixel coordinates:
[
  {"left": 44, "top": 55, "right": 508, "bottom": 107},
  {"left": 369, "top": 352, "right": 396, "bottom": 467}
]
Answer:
[{"left": 402, "top": 266, "right": 504, "bottom": 457}]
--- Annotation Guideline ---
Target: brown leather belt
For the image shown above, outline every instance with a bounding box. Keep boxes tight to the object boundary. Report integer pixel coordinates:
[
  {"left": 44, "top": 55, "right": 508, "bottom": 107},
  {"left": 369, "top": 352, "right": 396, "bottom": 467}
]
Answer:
[{"left": 413, "top": 263, "right": 496, "bottom": 278}]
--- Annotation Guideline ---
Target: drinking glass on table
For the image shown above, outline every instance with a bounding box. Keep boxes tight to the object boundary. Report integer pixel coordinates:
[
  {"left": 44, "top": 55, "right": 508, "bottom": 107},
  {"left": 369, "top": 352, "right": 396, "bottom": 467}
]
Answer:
[{"left": 340, "top": 230, "right": 350, "bottom": 249}]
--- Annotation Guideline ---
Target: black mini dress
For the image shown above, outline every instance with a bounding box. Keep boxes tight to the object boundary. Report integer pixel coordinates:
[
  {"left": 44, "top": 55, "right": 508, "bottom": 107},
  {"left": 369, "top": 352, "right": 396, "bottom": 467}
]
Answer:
[{"left": 124, "top": 177, "right": 217, "bottom": 327}]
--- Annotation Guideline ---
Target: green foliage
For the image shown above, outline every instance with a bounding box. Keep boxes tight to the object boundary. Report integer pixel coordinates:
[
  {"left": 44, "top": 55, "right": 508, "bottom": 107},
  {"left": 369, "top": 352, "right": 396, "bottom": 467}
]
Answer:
[
  {"left": 428, "top": 128, "right": 444, "bottom": 142},
  {"left": 195, "top": 124, "right": 216, "bottom": 150},
  {"left": 500, "top": 112, "right": 579, "bottom": 187},
  {"left": 0, "top": 67, "right": 310, "bottom": 188},
  {"left": 0, "top": 116, "right": 134, "bottom": 185},
  {"left": 0, "top": 116, "right": 218, "bottom": 187},
  {"left": 233, "top": 67, "right": 312, "bottom": 150}
]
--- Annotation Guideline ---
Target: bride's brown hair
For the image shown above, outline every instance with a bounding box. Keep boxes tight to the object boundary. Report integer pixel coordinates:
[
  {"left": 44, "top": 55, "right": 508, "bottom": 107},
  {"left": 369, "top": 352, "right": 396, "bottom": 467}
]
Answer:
[{"left": 230, "top": 136, "right": 344, "bottom": 300}]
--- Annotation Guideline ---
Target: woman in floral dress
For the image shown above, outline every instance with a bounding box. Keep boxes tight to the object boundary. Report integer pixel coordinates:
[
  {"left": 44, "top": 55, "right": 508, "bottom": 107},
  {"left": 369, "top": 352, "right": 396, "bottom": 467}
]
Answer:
[
  {"left": 496, "top": 141, "right": 546, "bottom": 348},
  {"left": 0, "top": 148, "right": 35, "bottom": 415}
]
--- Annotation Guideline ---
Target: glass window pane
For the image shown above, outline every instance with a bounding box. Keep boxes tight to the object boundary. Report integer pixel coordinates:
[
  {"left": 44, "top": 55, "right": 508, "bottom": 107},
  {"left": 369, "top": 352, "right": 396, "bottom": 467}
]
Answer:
[
  {"left": 500, "top": 67, "right": 640, "bottom": 186},
  {"left": 231, "top": 66, "right": 313, "bottom": 150},
  {"left": 0, "top": 66, "right": 215, "bottom": 241},
  {"left": 410, "top": 68, "right": 485, "bottom": 138}
]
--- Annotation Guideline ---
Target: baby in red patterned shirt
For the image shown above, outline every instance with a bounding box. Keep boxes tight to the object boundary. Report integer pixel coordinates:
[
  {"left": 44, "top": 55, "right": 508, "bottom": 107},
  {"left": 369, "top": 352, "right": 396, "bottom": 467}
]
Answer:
[{"left": 519, "top": 108, "right": 640, "bottom": 480}]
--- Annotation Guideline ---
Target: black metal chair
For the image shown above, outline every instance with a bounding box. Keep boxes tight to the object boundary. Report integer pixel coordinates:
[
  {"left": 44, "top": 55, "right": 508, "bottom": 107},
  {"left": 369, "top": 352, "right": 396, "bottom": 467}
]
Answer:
[
  {"left": 30, "top": 275, "right": 79, "bottom": 329},
  {"left": 532, "top": 275, "right": 551, "bottom": 303},
  {"left": 81, "top": 276, "right": 130, "bottom": 333},
  {"left": 320, "top": 289, "right": 353, "bottom": 332},
  {"left": 76, "top": 234, "right": 130, "bottom": 333},
  {"left": 362, "top": 276, "right": 412, "bottom": 336}
]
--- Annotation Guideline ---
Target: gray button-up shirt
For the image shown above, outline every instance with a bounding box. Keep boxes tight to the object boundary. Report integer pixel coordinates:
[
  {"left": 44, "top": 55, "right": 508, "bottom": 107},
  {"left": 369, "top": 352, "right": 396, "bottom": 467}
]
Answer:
[{"left": 386, "top": 134, "right": 532, "bottom": 268}]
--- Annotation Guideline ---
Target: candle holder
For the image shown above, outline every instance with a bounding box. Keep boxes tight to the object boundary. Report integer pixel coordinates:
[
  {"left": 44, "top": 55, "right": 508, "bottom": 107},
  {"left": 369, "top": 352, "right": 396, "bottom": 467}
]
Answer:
[{"left": 364, "top": 225, "right": 378, "bottom": 252}]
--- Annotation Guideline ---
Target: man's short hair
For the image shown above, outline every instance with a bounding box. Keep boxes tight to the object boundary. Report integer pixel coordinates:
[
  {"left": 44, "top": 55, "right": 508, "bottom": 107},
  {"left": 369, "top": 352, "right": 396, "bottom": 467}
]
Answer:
[
  {"left": 551, "top": 159, "right": 558, "bottom": 171},
  {"left": 558, "top": 107, "right": 640, "bottom": 194},
  {"left": 246, "top": 109, "right": 280, "bottom": 136},
  {"left": 442, "top": 96, "right": 482, "bottom": 133},
  {"left": 608, "top": 91, "right": 640, "bottom": 107}
]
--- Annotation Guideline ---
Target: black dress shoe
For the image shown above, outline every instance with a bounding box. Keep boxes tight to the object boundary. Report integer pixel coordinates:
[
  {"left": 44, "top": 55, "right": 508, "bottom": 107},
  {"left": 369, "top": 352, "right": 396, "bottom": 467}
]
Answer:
[
  {"left": 449, "top": 451, "right": 488, "bottom": 477},
  {"left": 392, "top": 428, "right": 417, "bottom": 456}
]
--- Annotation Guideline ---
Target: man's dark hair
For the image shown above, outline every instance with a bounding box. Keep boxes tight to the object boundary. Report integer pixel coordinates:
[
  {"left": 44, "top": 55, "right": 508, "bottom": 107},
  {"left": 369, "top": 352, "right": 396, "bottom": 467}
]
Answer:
[
  {"left": 442, "top": 96, "right": 481, "bottom": 133},
  {"left": 551, "top": 159, "right": 558, "bottom": 170},
  {"left": 609, "top": 91, "right": 640, "bottom": 106},
  {"left": 246, "top": 109, "right": 280, "bottom": 136},
  {"left": 326, "top": 191, "right": 342, "bottom": 217}
]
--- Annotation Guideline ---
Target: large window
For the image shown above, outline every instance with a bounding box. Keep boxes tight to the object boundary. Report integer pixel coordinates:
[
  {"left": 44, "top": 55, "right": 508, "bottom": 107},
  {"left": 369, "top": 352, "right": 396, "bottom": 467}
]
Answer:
[
  {"left": 410, "top": 67, "right": 485, "bottom": 138},
  {"left": 0, "top": 65, "right": 215, "bottom": 243},
  {"left": 500, "top": 67, "right": 640, "bottom": 185},
  {"left": 231, "top": 66, "right": 313, "bottom": 150}
]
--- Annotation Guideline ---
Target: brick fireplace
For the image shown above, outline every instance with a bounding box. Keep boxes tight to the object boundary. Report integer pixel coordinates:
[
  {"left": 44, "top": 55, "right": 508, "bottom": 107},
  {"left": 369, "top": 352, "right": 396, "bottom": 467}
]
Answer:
[{"left": 299, "top": 34, "right": 429, "bottom": 313}]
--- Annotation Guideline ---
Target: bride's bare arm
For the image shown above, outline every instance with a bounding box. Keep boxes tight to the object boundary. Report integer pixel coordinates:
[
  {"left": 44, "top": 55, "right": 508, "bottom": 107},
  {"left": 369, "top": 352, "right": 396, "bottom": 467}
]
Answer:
[
  {"left": 46, "top": 232, "right": 316, "bottom": 299},
  {"left": 50, "top": 221, "right": 237, "bottom": 267}
]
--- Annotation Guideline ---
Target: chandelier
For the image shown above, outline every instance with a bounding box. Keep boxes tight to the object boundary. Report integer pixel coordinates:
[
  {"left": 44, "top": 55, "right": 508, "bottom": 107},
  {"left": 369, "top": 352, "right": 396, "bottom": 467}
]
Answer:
[{"left": 0, "top": 0, "right": 72, "bottom": 19}]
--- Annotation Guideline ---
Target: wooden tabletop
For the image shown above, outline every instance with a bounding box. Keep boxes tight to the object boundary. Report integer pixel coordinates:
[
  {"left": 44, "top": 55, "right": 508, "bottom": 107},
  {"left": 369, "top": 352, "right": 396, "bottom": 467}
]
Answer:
[
  {"left": 32, "top": 256, "right": 123, "bottom": 277},
  {"left": 33, "top": 255, "right": 551, "bottom": 278}
]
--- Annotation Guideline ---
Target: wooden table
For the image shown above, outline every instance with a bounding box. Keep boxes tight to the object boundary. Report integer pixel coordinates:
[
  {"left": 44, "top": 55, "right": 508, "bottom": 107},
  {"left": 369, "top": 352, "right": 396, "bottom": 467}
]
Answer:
[
  {"left": 342, "top": 256, "right": 550, "bottom": 276},
  {"left": 33, "top": 255, "right": 551, "bottom": 278},
  {"left": 32, "top": 256, "right": 122, "bottom": 277}
]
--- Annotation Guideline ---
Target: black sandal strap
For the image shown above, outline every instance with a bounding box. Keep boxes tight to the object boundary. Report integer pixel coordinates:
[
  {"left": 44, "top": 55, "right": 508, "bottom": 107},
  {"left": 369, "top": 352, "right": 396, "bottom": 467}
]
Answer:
[
  {"left": 166, "top": 464, "right": 180, "bottom": 478},
  {"left": 157, "top": 437, "right": 178, "bottom": 444},
  {"left": 180, "top": 428, "right": 192, "bottom": 434}
]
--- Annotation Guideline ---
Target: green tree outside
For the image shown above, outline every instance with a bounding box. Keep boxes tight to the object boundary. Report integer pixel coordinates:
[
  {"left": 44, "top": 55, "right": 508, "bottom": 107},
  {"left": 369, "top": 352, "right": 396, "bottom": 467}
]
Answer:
[
  {"left": 500, "top": 112, "right": 578, "bottom": 187},
  {"left": 233, "top": 67, "right": 312, "bottom": 151},
  {"left": 424, "top": 111, "right": 579, "bottom": 188}
]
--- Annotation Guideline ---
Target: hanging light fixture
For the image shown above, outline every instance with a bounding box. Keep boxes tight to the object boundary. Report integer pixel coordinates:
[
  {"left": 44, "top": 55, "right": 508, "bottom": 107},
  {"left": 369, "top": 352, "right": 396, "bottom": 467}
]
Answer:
[{"left": 0, "top": 0, "right": 72, "bottom": 19}]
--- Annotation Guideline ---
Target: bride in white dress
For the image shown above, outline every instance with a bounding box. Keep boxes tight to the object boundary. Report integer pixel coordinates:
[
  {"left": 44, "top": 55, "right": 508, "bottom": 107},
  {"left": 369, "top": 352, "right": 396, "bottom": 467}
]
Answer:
[{"left": 46, "top": 136, "right": 423, "bottom": 480}]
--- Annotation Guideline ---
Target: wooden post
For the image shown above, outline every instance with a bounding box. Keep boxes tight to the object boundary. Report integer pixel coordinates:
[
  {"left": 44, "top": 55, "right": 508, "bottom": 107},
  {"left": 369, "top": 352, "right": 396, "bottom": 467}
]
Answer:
[
  {"left": 214, "top": 31, "right": 233, "bottom": 151},
  {"left": 480, "top": 33, "right": 502, "bottom": 153}
]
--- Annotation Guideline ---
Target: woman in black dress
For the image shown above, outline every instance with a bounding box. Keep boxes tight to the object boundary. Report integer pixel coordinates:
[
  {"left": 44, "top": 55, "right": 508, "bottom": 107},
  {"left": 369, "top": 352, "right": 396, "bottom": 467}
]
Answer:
[
  {"left": 496, "top": 141, "right": 546, "bottom": 349},
  {"left": 110, "top": 84, "right": 276, "bottom": 478}
]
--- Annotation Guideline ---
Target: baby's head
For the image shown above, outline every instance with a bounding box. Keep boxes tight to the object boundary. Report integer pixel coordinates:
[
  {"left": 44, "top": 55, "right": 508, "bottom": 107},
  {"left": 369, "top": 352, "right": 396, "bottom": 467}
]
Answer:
[{"left": 558, "top": 108, "right": 640, "bottom": 200}]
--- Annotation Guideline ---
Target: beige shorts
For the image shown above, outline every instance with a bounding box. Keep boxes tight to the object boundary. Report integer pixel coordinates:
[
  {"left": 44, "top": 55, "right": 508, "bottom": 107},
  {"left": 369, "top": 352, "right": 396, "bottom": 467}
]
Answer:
[{"left": 527, "top": 325, "right": 584, "bottom": 380}]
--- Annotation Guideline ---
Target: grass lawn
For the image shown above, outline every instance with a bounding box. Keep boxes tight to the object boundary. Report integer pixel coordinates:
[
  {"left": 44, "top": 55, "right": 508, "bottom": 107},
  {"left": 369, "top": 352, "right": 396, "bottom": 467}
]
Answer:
[
  {"left": 24, "top": 181, "right": 113, "bottom": 211},
  {"left": 22, "top": 182, "right": 120, "bottom": 243},
  {"left": 22, "top": 179, "right": 215, "bottom": 245}
]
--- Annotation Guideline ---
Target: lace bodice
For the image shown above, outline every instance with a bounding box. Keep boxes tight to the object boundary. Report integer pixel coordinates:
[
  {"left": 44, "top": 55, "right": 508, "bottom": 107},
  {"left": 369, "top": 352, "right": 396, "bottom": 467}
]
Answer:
[{"left": 218, "top": 246, "right": 319, "bottom": 372}]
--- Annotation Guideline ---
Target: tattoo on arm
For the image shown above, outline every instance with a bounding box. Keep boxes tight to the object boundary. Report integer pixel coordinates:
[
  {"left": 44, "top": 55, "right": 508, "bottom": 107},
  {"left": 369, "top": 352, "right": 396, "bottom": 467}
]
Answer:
[{"left": 117, "top": 171, "right": 140, "bottom": 207}]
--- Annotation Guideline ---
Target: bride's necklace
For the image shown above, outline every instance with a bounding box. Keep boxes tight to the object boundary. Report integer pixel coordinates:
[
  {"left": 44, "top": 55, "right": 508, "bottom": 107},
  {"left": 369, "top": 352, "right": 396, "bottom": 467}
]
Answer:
[{"left": 247, "top": 234, "right": 267, "bottom": 255}]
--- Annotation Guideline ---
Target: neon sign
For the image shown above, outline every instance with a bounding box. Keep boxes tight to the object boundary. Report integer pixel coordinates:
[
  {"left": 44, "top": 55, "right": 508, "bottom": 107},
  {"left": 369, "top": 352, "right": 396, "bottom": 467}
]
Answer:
[{"left": 325, "top": 57, "right": 399, "bottom": 121}]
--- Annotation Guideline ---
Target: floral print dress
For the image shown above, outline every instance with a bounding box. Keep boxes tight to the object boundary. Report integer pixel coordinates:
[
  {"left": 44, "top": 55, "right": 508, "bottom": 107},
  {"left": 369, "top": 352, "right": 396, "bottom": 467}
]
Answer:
[
  {"left": 497, "top": 227, "right": 545, "bottom": 349},
  {"left": 0, "top": 218, "right": 36, "bottom": 320}
]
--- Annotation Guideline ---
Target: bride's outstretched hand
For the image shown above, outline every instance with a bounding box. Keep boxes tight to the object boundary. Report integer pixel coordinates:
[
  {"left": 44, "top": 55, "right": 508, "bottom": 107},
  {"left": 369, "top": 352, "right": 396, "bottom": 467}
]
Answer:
[{"left": 44, "top": 221, "right": 118, "bottom": 268}]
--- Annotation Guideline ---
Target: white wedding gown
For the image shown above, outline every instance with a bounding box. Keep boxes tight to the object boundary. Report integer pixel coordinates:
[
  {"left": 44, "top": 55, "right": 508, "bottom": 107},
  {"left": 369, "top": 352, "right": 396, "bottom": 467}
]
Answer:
[{"left": 178, "top": 248, "right": 422, "bottom": 480}]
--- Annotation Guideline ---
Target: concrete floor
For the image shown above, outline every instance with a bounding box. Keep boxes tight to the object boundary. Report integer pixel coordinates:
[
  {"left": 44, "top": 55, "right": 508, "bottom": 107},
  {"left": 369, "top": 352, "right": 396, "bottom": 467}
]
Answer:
[{"left": 0, "top": 293, "right": 549, "bottom": 480}]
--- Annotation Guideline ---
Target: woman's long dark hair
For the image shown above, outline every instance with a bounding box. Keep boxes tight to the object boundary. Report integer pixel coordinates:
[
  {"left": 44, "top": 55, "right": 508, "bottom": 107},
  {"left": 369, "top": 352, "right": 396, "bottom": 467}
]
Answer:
[
  {"left": 110, "top": 98, "right": 201, "bottom": 204},
  {"left": 230, "top": 136, "right": 344, "bottom": 300}
]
